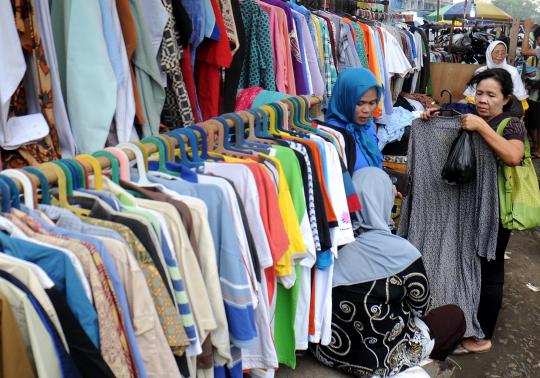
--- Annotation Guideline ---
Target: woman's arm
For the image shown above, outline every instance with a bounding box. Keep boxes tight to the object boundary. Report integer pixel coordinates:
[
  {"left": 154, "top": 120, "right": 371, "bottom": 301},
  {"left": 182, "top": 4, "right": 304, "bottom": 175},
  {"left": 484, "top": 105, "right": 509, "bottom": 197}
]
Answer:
[{"left": 461, "top": 115, "right": 525, "bottom": 166}]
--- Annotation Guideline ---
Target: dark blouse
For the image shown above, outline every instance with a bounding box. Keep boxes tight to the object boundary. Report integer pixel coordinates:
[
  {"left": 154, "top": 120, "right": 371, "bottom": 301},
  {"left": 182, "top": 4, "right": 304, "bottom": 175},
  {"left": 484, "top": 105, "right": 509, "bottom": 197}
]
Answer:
[
  {"left": 488, "top": 112, "right": 526, "bottom": 142},
  {"left": 311, "top": 258, "right": 432, "bottom": 377}
]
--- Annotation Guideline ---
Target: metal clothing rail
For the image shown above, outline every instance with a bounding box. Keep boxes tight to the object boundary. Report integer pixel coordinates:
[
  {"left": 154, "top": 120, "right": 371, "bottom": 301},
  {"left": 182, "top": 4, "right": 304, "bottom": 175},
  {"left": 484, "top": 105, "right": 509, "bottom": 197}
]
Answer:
[{"left": 20, "top": 95, "right": 323, "bottom": 191}]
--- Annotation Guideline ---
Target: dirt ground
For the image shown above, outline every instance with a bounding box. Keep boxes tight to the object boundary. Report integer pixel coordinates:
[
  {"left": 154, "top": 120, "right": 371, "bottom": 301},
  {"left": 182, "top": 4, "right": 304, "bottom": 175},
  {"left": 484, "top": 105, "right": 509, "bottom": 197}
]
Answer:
[{"left": 275, "top": 163, "right": 540, "bottom": 378}]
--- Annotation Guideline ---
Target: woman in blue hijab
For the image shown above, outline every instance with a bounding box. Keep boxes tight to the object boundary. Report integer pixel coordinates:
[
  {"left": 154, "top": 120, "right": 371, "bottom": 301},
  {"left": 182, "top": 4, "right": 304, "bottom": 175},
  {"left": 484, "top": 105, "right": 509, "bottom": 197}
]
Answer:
[{"left": 325, "top": 68, "right": 383, "bottom": 172}]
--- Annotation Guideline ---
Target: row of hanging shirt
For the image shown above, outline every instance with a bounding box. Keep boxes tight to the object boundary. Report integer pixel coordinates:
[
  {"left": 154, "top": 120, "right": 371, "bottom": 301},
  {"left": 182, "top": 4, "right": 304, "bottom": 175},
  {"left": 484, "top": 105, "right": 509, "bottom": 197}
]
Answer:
[
  {"left": 0, "top": 0, "right": 428, "bottom": 169},
  {"left": 0, "top": 95, "right": 364, "bottom": 377},
  {"left": 240, "top": 1, "right": 431, "bottom": 120}
]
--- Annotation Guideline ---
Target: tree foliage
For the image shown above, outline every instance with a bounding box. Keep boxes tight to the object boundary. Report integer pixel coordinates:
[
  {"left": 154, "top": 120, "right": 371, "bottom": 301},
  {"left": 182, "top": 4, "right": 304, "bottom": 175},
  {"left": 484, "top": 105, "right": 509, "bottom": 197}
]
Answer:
[{"left": 493, "top": 0, "right": 540, "bottom": 23}]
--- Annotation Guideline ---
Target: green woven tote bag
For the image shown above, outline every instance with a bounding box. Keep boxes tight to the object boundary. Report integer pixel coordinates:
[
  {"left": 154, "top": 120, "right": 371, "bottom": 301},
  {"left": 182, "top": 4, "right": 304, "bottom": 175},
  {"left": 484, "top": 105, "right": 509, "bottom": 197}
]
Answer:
[{"left": 496, "top": 118, "right": 540, "bottom": 230}]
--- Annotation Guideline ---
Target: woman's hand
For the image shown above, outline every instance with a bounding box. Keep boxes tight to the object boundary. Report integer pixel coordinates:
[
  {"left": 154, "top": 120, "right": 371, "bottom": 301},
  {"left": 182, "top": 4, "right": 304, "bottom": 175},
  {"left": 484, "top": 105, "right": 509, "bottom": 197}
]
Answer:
[
  {"left": 420, "top": 106, "right": 440, "bottom": 120},
  {"left": 461, "top": 114, "right": 488, "bottom": 132}
]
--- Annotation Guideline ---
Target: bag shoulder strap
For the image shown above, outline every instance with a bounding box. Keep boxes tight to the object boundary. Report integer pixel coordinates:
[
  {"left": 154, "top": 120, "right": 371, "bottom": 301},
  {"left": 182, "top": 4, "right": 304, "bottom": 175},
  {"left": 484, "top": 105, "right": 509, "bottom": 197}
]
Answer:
[
  {"left": 495, "top": 117, "right": 512, "bottom": 136},
  {"left": 496, "top": 117, "right": 531, "bottom": 160}
]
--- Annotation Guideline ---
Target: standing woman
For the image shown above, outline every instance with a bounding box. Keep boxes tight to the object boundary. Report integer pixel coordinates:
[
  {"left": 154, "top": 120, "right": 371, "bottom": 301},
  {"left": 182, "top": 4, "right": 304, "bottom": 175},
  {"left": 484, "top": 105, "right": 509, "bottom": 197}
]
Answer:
[
  {"left": 463, "top": 41, "right": 529, "bottom": 118},
  {"left": 520, "top": 25, "right": 540, "bottom": 158},
  {"left": 325, "top": 67, "right": 383, "bottom": 173},
  {"left": 423, "top": 68, "right": 526, "bottom": 353}
]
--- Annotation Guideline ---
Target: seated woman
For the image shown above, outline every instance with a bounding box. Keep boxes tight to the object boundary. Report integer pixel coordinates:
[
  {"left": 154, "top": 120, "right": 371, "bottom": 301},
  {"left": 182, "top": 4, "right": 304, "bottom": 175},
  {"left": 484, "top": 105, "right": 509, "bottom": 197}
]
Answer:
[{"left": 311, "top": 167, "right": 466, "bottom": 377}]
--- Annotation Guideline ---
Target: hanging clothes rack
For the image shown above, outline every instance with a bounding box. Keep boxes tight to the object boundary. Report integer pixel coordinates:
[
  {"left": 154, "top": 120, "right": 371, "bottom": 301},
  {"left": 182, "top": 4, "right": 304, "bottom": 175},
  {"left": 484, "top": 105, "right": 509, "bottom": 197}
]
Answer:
[{"left": 13, "top": 95, "right": 323, "bottom": 192}]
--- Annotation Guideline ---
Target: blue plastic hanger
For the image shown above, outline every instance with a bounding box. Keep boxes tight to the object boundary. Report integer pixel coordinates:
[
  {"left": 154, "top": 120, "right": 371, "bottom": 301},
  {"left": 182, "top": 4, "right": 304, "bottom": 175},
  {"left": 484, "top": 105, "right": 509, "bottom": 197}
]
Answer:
[
  {"left": 0, "top": 179, "right": 12, "bottom": 212},
  {"left": 189, "top": 125, "right": 220, "bottom": 161},
  {"left": 213, "top": 117, "right": 247, "bottom": 154},
  {"left": 168, "top": 129, "right": 204, "bottom": 167},
  {"left": 167, "top": 130, "right": 196, "bottom": 167},
  {"left": 226, "top": 113, "right": 268, "bottom": 152},
  {"left": 61, "top": 160, "right": 83, "bottom": 190},
  {"left": 177, "top": 128, "right": 204, "bottom": 163},
  {"left": 0, "top": 176, "right": 21, "bottom": 209}
]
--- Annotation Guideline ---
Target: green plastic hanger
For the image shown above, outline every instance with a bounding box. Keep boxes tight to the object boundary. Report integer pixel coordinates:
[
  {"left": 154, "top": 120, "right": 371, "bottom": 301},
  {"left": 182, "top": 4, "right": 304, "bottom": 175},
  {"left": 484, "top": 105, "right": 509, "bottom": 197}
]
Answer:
[
  {"left": 52, "top": 161, "right": 74, "bottom": 195},
  {"left": 93, "top": 150, "right": 120, "bottom": 184},
  {"left": 141, "top": 136, "right": 178, "bottom": 175}
]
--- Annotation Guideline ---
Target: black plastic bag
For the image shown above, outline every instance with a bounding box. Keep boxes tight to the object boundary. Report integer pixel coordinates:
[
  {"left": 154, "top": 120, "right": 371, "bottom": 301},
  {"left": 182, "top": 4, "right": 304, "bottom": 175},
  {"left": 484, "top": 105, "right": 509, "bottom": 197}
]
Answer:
[{"left": 441, "top": 130, "right": 476, "bottom": 185}]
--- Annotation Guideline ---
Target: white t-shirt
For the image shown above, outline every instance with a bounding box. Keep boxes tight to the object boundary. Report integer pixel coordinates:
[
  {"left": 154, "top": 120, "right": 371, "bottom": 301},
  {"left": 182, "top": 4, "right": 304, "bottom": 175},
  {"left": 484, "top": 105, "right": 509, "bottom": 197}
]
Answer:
[{"left": 382, "top": 28, "right": 413, "bottom": 78}]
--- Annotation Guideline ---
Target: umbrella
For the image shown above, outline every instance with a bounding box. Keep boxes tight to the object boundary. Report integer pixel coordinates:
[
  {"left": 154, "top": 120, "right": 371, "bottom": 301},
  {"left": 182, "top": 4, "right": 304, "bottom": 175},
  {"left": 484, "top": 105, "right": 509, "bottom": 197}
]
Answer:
[
  {"left": 442, "top": 1, "right": 512, "bottom": 21},
  {"left": 426, "top": 5, "right": 453, "bottom": 21}
]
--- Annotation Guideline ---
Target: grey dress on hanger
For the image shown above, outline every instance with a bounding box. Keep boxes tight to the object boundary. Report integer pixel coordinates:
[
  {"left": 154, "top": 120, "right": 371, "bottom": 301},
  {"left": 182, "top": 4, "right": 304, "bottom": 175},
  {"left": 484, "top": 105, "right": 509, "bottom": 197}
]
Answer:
[{"left": 398, "top": 116, "right": 499, "bottom": 338}]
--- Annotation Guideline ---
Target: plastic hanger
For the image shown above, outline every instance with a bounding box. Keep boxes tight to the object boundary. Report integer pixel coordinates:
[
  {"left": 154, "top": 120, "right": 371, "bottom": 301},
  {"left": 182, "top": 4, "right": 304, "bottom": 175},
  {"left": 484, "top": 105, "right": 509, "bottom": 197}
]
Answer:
[
  {"left": 167, "top": 129, "right": 199, "bottom": 167},
  {"left": 288, "top": 97, "right": 341, "bottom": 150},
  {"left": 157, "top": 135, "right": 176, "bottom": 163},
  {"left": 225, "top": 113, "right": 268, "bottom": 152},
  {"left": 20, "top": 170, "right": 40, "bottom": 209},
  {"left": 170, "top": 128, "right": 204, "bottom": 165},
  {"left": 116, "top": 143, "right": 152, "bottom": 185},
  {"left": 140, "top": 136, "right": 178, "bottom": 175},
  {"left": 23, "top": 167, "right": 50, "bottom": 205},
  {"left": 166, "top": 131, "right": 190, "bottom": 162},
  {"left": 62, "top": 159, "right": 86, "bottom": 190},
  {"left": 0, "top": 178, "right": 11, "bottom": 212},
  {"left": 247, "top": 109, "right": 272, "bottom": 141},
  {"left": 189, "top": 125, "right": 217, "bottom": 161},
  {"left": 76, "top": 154, "right": 104, "bottom": 190},
  {"left": 0, "top": 169, "right": 35, "bottom": 209},
  {"left": 132, "top": 141, "right": 149, "bottom": 171},
  {"left": 213, "top": 117, "right": 256, "bottom": 159},
  {"left": 93, "top": 150, "right": 120, "bottom": 184},
  {"left": 242, "top": 111, "right": 274, "bottom": 148},
  {"left": 215, "top": 116, "right": 253, "bottom": 154},
  {"left": 260, "top": 105, "right": 284, "bottom": 137},
  {"left": 39, "top": 162, "right": 90, "bottom": 216},
  {"left": 105, "top": 147, "right": 130, "bottom": 181},
  {"left": 0, "top": 176, "right": 20, "bottom": 209},
  {"left": 52, "top": 161, "right": 75, "bottom": 192}
]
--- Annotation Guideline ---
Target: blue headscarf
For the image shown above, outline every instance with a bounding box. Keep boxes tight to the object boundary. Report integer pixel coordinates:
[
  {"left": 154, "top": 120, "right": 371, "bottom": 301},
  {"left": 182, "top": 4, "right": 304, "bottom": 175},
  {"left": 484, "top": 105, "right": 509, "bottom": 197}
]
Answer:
[{"left": 326, "top": 68, "right": 383, "bottom": 167}]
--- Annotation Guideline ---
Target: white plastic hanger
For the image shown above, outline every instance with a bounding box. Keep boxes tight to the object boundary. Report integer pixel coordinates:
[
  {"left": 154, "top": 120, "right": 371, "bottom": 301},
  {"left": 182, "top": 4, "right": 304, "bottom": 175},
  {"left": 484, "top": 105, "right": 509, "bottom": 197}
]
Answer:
[
  {"left": 0, "top": 169, "right": 34, "bottom": 209},
  {"left": 116, "top": 142, "right": 153, "bottom": 185}
]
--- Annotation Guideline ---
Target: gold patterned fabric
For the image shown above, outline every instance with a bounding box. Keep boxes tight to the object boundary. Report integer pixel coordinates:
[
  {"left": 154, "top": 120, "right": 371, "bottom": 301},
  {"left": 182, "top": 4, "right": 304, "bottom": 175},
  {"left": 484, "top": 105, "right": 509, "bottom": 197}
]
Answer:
[
  {"left": 7, "top": 211, "right": 137, "bottom": 377},
  {"left": 81, "top": 216, "right": 189, "bottom": 354},
  {"left": 3, "top": 0, "right": 61, "bottom": 168}
]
